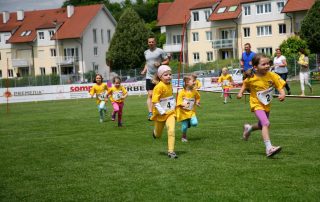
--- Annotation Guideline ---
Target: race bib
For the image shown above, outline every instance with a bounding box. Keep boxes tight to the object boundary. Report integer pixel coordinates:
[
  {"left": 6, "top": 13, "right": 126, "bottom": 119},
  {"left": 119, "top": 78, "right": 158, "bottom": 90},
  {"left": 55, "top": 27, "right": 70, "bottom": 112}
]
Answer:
[
  {"left": 97, "top": 92, "right": 107, "bottom": 101},
  {"left": 112, "top": 91, "right": 123, "bottom": 101},
  {"left": 257, "top": 87, "right": 273, "bottom": 105},
  {"left": 223, "top": 80, "right": 230, "bottom": 86},
  {"left": 182, "top": 97, "right": 195, "bottom": 111},
  {"left": 159, "top": 96, "right": 176, "bottom": 113}
]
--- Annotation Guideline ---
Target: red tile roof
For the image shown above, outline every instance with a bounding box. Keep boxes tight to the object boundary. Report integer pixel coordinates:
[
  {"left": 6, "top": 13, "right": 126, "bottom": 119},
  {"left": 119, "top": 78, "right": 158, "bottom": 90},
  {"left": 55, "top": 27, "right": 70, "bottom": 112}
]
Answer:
[
  {"left": 209, "top": 0, "right": 241, "bottom": 21},
  {"left": 190, "top": 0, "right": 218, "bottom": 10},
  {"left": 157, "top": 2, "right": 172, "bottom": 21},
  {"left": 282, "top": 0, "right": 315, "bottom": 13},
  {"left": 157, "top": 0, "right": 215, "bottom": 26},
  {"left": 0, "top": 4, "right": 115, "bottom": 43}
]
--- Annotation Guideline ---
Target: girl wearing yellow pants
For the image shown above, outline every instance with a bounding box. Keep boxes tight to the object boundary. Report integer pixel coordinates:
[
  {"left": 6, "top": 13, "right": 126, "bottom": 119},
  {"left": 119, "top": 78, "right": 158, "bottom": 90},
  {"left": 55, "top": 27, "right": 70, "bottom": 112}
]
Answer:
[{"left": 150, "top": 65, "right": 177, "bottom": 159}]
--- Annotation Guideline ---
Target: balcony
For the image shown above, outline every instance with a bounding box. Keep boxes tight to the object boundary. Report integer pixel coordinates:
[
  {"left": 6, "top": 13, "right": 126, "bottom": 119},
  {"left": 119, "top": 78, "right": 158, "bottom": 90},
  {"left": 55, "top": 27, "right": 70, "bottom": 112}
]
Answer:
[
  {"left": 11, "top": 59, "right": 29, "bottom": 67},
  {"left": 163, "top": 44, "right": 182, "bottom": 53},
  {"left": 56, "top": 56, "right": 79, "bottom": 65},
  {"left": 212, "top": 39, "right": 237, "bottom": 49}
]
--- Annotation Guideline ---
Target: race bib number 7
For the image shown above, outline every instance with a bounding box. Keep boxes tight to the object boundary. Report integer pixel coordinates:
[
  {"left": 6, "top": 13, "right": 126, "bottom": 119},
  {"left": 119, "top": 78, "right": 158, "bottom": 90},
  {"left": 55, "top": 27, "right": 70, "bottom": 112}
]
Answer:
[
  {"left": 182, "top": 97, "right": 195, "bottom": 111},
  {"left": 159, "top": 96, "right": 176, "bottom": 112},
  {"left": 257, "top": 87, "right": 273, "bottom": 105},
  {"left": 97, "top": 92, "right": 107, "bottom": 101}
]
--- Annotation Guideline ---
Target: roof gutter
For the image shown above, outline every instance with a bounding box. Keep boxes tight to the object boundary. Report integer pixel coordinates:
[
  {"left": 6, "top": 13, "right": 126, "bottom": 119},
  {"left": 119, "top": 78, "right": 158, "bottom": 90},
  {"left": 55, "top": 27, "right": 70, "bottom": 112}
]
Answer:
[{"left": 285, "top": 13, "right": 293, "bottom": 34}]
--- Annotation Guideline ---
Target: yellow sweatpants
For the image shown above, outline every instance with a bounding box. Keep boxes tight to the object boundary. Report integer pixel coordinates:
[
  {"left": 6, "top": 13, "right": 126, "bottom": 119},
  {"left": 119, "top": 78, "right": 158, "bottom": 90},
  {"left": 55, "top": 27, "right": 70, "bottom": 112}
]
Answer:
[{"left": 154, "top": 114, "right": 176, "bottom": 153}]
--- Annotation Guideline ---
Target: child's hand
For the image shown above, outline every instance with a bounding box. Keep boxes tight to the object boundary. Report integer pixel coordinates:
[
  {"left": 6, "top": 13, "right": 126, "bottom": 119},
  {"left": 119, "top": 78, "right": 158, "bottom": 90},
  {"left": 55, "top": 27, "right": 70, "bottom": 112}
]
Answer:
[
  {"left": 237, "top": 93, "right": 243, "bottom": 99},
  {"left": 278, "top": 94, "right": 285, "bottom": 102},
  {"left": 196, "top": 102, "right": 201, "bottom": 107}
]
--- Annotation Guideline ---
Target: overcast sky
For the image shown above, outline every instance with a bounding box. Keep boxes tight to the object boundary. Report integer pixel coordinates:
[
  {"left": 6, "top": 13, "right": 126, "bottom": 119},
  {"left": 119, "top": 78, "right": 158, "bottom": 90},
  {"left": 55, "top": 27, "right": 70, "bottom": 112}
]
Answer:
[{"left": 0, "top": 0, "right": 125, "bottom": 12}]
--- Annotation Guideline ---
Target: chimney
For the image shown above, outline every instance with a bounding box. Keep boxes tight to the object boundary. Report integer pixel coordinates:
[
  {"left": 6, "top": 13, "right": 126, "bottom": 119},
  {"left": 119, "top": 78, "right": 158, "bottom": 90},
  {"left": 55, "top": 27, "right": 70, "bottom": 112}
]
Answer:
[
  {"left": 2, "top": 11, "right": 10, "bottom": 23},
  {"left": 67, "top": 5, "right": 74, "bottom": 18},
  {"left": 17, "top": 10, "right": 24, "bottom": 21}
]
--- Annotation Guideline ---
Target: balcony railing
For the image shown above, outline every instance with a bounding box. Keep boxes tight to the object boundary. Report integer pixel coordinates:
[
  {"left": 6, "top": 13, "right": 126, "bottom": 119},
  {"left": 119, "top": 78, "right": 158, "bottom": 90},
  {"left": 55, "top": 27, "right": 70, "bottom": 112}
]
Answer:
[
  {"left": 212, "top": 39, "right": 236, "bottom": 49},
  {"left": 56, "top": 56, "right": 79, "bottom": 65},
  {"left": 11, "top": 59, "right": 29, "bottom": 67},
  {"left": 163, "top": 44, "right": 182, "bottom": 53}
]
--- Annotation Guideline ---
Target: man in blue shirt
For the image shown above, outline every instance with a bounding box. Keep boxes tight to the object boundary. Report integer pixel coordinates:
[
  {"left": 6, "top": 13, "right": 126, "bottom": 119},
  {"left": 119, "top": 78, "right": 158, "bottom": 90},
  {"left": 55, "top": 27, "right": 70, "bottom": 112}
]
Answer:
[{"left": 240, "top": 43, "right": 256, "bottom": 79}]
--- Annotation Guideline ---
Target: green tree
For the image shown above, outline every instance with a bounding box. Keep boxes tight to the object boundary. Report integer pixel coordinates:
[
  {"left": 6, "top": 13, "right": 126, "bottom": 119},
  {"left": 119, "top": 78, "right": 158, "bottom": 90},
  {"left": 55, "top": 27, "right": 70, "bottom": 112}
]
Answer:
[
  {"left": 300, "top": 0, "right": 320, "bottom": 53},
  {"left": 279, "top": 35, "right": 309, "bottom": 58},
  {"left": 107, "top": 8, "right": 150, "bottom": 70}
]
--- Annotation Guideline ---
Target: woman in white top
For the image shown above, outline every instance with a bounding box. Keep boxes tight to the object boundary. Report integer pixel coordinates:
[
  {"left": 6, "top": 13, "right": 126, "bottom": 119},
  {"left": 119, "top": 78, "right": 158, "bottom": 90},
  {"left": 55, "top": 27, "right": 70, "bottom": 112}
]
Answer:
[
  {"left": 273, "top": 48, "right": 291, "bottom": 95},
  {"left": 297, "top": 48, "right": 312, "bottom": 96}
]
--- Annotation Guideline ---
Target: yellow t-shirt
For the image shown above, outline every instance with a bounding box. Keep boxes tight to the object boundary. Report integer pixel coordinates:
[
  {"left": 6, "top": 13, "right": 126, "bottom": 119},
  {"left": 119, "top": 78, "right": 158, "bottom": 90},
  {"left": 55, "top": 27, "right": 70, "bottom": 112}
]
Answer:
[
  {"left": 150, "top": 81, "right": 176, "bottom": 122},
  {"left": 89, "top": 83, "right": 108, "bottom": 104},
  {"left": 108, "top": 85, "right": 128, "bottom": 103},
  {"left": 244, "top": 71, "right": 285, "bottom": 112},
  {"left": 218, "top": 74, "right": 233, "bottom": 89},
  {"left": 176, "top": 88, "right": 200, "bottom": 122},
  {"left": 195, "top": 79, "right": 202, "bottom": 89}
]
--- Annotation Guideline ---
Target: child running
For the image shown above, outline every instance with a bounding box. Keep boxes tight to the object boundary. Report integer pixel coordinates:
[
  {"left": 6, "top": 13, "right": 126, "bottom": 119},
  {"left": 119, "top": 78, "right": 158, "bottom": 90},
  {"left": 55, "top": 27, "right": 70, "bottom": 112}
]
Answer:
[
  {"left": 237, "top": 53, "right": 286, "bottom": 157},
  {"left": 89, "top": 74, "right": 109, "bottom": 123},
  {"left": 176, "top": 75, "right": 201, "bottom": 142},
  {"left": 108, "top": 76, "right": 128, "bottom": 127},
  {"left": 150, "top": 65, "right": 177, "bottom": 159},
  {"left": 191, "top": 74, "right": 202, "bottom": 90},
  {"left": 218, "top": 67, "right": 233, "bottom": 104}
]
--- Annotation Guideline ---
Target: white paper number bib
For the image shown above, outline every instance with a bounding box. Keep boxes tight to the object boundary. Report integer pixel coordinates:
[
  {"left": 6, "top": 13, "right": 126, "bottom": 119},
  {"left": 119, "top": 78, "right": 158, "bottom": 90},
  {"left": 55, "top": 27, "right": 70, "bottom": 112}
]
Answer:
[
  {"left": 112, "top": 91, "right": 123, "bottom": 101},
  {"left": 223, "top": 80, "right": 230, "bottom": 86},
  {"left": 159, "top": 96, "right": 176, "bottom": 112},
  {"left": 182, "top": 97, "right": 195, "bottom": 111},
  {"left": 97, "top": 92, "right": 107, "bottom": 101},
  {"left": 257, "top": 87, "right": 273, "bottom": 105}
]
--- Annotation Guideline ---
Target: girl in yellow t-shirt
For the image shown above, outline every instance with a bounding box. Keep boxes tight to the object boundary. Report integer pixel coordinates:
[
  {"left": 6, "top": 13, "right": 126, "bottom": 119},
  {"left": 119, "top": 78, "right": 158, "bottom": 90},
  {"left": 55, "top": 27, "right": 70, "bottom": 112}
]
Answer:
[
  {"left": 150, "top": 65, "right": 177, "bottom": 159},
  {"left": 108, "top": 76, "right": 128, "bottom": 127},
  {"left": 89, "top": 74, "right": 108, "bottom": 123},
  {"left": 176, "top": 75, "right": 200, "bottom": 142},
  {"left": 218, "top": 67, "right": 233, "bottom": 104},
  {"left": 191, "top": 74, "right": 202, "bottom": 90},
  {"left": 237, "top": 53, "right": 286, "bottom": 157}
]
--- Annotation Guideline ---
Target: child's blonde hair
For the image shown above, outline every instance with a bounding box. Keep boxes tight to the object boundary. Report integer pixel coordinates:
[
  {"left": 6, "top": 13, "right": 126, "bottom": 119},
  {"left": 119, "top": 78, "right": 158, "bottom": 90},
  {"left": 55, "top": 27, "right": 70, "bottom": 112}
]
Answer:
[
  {"left": 222, "top": 67, "right": 228, "bottom": 72},
  {"left": 183, "top": 74, "right": 194, "bottom": 90},
  {"left": 112, "top": 76, "right": 121, "bottom": 83}
]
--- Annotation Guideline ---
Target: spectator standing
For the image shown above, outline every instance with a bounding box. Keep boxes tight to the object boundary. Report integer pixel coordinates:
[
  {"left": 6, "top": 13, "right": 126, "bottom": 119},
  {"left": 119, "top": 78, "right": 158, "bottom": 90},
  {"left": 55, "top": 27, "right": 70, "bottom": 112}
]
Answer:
[
  {"left": 273, "top": 48, "right": 291, "bottom": 95},
  {"left": 240, "top": 43, "right": 256, "bottom": 79}
]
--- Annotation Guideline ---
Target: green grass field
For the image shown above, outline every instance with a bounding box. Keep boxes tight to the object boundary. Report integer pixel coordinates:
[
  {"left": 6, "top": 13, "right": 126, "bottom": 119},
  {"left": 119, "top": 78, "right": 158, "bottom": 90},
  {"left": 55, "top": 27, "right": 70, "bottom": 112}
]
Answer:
[{"left": 1, "top": 81, "right": 319, "bottom": 201}]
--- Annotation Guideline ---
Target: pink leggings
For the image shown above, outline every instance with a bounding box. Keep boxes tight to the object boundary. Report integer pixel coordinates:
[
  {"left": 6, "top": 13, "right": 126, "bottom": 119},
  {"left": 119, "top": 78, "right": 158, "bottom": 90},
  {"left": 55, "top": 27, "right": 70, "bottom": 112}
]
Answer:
[
  {"left": 254, "top": 110, "right": 270, "bottom": 129},
  {"left": 112, "top": 102, "right": 124, "bottom": 123},
  {"left": 223, "top": 88, "right": 230, "bottom": 98}
]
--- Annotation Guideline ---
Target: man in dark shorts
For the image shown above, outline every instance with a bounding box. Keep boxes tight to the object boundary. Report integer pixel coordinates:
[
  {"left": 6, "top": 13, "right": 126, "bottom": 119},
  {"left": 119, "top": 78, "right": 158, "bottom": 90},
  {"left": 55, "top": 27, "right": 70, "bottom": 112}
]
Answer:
[{"left": 141, "top": 37, "right": 169, "bottom": 120}]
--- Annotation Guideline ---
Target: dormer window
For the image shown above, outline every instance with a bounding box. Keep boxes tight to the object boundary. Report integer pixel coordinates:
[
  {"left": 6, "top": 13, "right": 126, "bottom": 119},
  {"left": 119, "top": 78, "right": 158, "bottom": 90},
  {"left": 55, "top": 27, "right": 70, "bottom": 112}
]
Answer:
[
  {"left": 193, "top": 11, "right": 199, "bottom": 21},
  {"left": 217, "top": 7, "right": 226, "bottom": 13},
  {"left": 26, "top": 31, "right": 31, "bottom": 36},
  {"left": 228, "top": 6, "right": 238, "bottom": 12},
  {"left": 20, "top": 31, "right": 26, "bottom": 36},
  {"left": 20, "top": 30, "right": 32, "bottom": 36}
]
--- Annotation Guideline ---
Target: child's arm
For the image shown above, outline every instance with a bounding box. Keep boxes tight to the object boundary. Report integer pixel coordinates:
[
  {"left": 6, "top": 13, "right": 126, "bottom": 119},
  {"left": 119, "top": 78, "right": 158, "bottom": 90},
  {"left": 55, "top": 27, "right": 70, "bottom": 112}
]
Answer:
[
  {"left": 141, "top": 64, "right": 147, "bottom": 75},
  {"left": 237, "top": 83, "right": 246, "bottom": 99},
  {"left": 278, "top": 88, "right": 285, "bottom": 102},
  {"left": 154, "top": 103, "right": 166, "bottom": 115},
  {"left": 195, "top": 91, "right": 201, "bottom": 106}
]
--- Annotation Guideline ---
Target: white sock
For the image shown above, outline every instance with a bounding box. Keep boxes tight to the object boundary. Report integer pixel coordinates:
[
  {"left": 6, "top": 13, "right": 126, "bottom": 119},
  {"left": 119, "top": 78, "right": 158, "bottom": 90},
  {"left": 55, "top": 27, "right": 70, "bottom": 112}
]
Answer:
[{"left": 264, "top": 140, "right": 272, "bottom": 151}]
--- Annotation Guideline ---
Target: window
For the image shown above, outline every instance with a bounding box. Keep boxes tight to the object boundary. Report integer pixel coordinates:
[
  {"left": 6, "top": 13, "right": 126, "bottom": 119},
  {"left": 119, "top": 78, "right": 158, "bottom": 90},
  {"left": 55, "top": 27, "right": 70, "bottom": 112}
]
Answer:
[
  {"left": 221, "top": 30, "right": 228, "bottom": 39},
  {"left": 193, "top": 11, "right": 199, "bottom": 21},
  {"left": 257, "top": 25, "right": 272, "bottom": 36},
  {"left": 279, "top": 24, "right": 286, "bottom": 34},
  {"left": 38, "top": 32, "right": 44, "bottom": 40},
  {"left": 192, "top": 32, "right": 199, "bottom": 42},
  {"left": 40, "top": 67, "right": 46, "bottom": 75},
  {"left": 204, "top": 10, "right": 211, "bottom": 21},
  {"left": 49, "top": 30, "right": 54, "bottom": 38},
  {"left": 107, "top": 29, "right": 111, "bottom": 42},
  {"left": 207, "top": 51, "right": 213, "bottom": 61},
  {"left": 20, "top": 31, "right": 26, "bottom": 36},
  {"left": 257, "top": 47, "right": 273, "bottom": 55},
  {"left": 217, "top": 7, "right": 226, "bottom": 13},
  {"left": 25, "top": 31, "right": 31, "bottom": 36},
  {"left": 206, "top": 31, "right": 212, "bottom": 41},
  {"left": 243, "top": 27, "right": 250, "bottom": 37},
  {"left": 50, "top": 49, "right": 56, "bottom": 57},
  {"left": 228, "top": 6, "right": 238, "bottom": 12},
  {"left": 0, "top": 70, "right": 2, "bottom": 78},
  {"left": 277, "top": 2, "right": 285, "bottom": 12},
  {"left": 244, "top": 5, "right": 251, "bottom": 15},
  {"left": 94, "top": 47, "right": 98, "bottom": 56},
  {"left": 173, "top": 35, "right": 182, "bottom": 44},
  {"left": 257, "top": 3, "right": 271, "bottom": 14},
  {"left": 193, "top": 52, "right": 200, "bottom": 63},
  {"left": 0, "top": 52, "right": 1, "bottom": 60},
  {"left": 101, "top": 29, "right": 104, "bottom": 44},
  {"left": 93, "top": 29, "right": 97, "bottom": 43},
  {"left": 8, "top": 69, "right": 13, "bottom": 77},
  {"left": 52, "top": 66, "right": 57, "bottom": 75},
  {"left": 94, "top": 64, "right": 99, "bottom": 72}
]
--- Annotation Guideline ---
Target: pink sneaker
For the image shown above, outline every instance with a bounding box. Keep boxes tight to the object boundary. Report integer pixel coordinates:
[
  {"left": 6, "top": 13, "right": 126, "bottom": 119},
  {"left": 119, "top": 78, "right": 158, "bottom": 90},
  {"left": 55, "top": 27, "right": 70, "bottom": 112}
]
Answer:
[
  {"left": 266, "top": 146, "right": 282, "bottom": 157},
  {"left": 242, "top": 124, "right": 252, "bottom": 141}
]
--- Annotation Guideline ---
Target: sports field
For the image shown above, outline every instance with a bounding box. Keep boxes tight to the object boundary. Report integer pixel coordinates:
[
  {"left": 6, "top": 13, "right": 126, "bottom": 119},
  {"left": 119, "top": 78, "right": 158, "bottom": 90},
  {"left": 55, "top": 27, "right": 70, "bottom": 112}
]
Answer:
[{"left": 0, "top": 81, "right": 319, "bottom": 201}]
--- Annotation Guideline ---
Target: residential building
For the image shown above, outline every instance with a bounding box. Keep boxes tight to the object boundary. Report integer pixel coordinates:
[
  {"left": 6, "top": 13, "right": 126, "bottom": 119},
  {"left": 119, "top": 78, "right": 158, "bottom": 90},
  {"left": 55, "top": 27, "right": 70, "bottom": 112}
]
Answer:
[
  {"left": 0, "top": 4, "right": 116, "bottom": 82},
  {"left": 157, "top": 0, "right": 315, "bottom": 65}
]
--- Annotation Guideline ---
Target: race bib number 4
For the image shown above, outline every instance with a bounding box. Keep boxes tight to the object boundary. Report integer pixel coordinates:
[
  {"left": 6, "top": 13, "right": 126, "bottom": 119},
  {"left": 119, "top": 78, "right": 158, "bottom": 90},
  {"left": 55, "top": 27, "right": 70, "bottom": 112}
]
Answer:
[
  {"left": 112, "top": 91, "right": 123, "bottom": 101},
  {"left": 97, "top": 92, "right": 107, "bottom": 101},
  {"left": 159, "top": 96, "right": 176, "bottom": 113},
  {"left": 182, "top": 97, "right": 195, "bottom": 111},
  {"left": 257, "top": 87, "right": 273, "bottom": 105}
]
